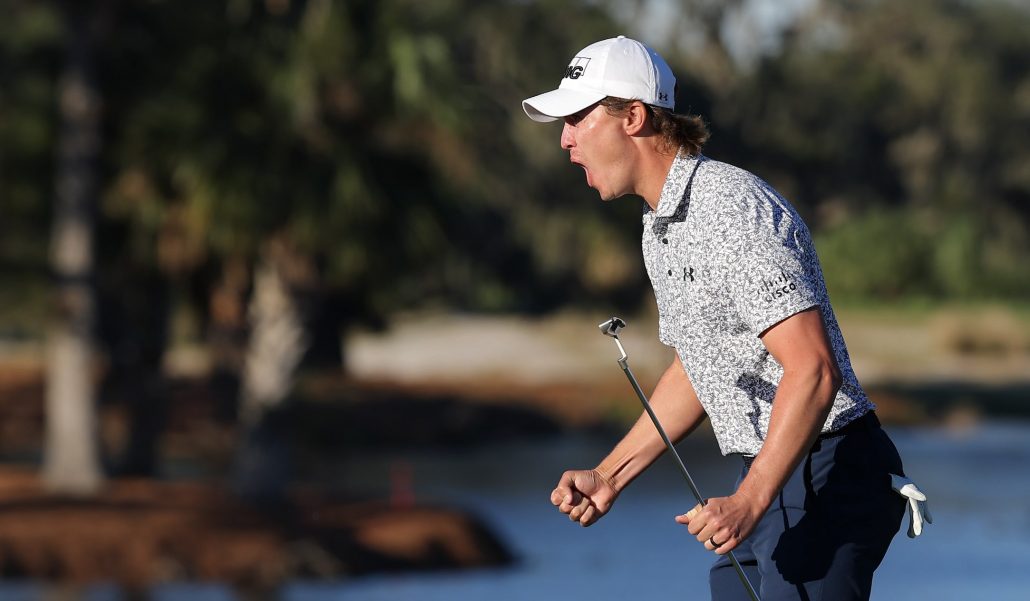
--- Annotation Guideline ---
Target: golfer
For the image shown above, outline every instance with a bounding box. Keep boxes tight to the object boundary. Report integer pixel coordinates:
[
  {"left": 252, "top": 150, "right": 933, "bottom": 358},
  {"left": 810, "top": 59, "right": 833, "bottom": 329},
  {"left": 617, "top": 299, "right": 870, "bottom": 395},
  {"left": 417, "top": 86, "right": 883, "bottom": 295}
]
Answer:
[{"left": 523, "top": 36, "right": 923, "bottom": 600}]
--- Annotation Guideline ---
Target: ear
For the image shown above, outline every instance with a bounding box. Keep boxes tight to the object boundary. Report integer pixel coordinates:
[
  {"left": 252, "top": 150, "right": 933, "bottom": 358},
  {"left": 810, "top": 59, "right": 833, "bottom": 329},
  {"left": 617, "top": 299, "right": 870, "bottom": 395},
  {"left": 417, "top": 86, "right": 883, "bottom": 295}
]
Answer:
[{"left": 623, "top": 101, "right": 649, "bottom": 136}]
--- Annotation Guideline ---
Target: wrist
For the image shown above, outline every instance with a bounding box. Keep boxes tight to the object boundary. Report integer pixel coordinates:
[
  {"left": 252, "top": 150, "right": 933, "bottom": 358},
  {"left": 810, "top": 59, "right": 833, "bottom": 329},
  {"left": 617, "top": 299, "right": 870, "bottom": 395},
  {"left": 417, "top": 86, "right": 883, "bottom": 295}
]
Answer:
[
  {"left": 593, "top": 463, "right": 622, "bottom": 494},
  {"left": 735, "top": 471, "right": 776, "bottom": 513}
]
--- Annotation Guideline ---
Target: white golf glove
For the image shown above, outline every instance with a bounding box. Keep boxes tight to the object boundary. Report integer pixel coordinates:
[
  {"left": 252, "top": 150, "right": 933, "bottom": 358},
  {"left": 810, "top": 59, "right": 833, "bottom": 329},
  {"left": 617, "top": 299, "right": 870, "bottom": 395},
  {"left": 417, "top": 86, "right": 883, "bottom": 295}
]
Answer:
[{"left": 891, "top": 474, "right": 932, "bottom": 538}]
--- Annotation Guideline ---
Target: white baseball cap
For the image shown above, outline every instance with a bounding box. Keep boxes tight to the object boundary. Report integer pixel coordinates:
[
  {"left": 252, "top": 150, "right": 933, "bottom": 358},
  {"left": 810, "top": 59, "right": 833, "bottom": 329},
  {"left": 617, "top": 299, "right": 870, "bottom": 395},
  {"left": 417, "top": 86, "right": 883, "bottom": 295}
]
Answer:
[{"left": 522, "top": 35, "right": 676, "bottom": 123}]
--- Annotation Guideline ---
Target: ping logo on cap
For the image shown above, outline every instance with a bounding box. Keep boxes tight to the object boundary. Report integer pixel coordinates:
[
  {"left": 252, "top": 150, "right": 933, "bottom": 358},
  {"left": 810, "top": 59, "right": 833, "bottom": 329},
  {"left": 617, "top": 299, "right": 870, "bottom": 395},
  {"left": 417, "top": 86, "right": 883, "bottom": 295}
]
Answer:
[{"left": 563, "top": 56, "right": 591, "bottom": 80}]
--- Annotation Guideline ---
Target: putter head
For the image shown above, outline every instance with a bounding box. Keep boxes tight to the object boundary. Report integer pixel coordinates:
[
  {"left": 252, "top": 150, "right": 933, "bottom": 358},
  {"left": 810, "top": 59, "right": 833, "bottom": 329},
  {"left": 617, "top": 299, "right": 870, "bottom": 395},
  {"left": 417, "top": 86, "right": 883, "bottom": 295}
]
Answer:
[{"left": 598, "top": 317, "right": 626, "bottom": 338}]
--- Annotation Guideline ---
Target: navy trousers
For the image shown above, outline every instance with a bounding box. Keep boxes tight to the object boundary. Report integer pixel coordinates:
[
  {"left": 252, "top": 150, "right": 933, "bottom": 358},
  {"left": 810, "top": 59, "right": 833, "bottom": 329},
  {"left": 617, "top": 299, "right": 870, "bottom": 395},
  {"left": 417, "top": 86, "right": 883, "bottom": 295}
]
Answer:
[{"left": 709, "top": 413, "right": 906, "bottom": 601}]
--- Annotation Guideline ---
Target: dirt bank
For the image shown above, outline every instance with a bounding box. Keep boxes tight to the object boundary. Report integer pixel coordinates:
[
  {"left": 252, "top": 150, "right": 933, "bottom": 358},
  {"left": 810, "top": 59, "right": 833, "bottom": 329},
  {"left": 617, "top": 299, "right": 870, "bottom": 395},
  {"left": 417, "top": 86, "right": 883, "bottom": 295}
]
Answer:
[
  {"left": 0, "top": 468, "right": 511, "bottom": 591},
  {"left": 342, "top": 309, "right": 1030, "bottom": 425}
]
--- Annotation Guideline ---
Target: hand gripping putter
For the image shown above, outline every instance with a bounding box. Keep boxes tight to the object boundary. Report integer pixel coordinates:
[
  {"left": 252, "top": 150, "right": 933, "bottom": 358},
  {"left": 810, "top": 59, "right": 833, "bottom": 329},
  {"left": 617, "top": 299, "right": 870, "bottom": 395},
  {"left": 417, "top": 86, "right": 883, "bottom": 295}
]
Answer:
[{"left": 599, "top": 317, "right": 761, "bottom": 601}]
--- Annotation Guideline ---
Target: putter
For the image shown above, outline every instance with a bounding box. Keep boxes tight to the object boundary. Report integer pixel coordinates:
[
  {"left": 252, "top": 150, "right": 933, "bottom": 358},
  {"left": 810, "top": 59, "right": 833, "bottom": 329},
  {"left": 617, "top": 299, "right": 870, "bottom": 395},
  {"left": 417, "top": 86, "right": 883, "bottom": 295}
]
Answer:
[{"left": 599, "top": 317, "right": 761, "bottom": 601}]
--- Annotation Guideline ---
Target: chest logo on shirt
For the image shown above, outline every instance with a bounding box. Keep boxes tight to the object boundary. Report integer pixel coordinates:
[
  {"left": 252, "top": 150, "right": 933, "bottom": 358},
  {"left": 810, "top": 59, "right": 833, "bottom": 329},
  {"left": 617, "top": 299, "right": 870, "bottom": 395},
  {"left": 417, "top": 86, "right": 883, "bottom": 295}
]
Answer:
[{"left": 757, "top": 270, "right": 797, "bottom": 302}]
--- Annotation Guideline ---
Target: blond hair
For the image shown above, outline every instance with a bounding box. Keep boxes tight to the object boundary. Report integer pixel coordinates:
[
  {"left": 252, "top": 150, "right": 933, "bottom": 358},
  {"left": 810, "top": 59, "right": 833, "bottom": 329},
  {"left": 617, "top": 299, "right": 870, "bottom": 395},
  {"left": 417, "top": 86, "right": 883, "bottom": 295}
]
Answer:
[{"left": 599, "top": 97, "right": 710, "bottom": 156}]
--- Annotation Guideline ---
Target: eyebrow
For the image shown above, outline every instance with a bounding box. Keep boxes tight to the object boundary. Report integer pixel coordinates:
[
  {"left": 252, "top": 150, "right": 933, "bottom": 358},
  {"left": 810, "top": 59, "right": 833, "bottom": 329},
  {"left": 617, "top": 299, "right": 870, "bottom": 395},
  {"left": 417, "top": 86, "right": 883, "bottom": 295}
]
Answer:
[{"left": 568, "top": 104, "right": 595, "bottom": 122}]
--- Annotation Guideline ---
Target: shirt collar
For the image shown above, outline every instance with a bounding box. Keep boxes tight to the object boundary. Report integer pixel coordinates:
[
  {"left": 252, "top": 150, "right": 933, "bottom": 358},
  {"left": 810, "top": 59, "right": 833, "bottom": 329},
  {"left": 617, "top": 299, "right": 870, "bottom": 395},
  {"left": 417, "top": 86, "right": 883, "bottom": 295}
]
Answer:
[{"left": 653, "top": 150, "right": 702, "bottom": 217}]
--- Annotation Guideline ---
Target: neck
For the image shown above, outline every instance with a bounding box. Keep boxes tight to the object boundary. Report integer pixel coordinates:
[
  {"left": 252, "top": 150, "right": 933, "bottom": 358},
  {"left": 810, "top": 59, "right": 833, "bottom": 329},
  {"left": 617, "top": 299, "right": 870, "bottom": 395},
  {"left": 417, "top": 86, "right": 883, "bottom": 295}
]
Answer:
[{"left": 636, "top": 145, "right": 678, "bottom": 210}]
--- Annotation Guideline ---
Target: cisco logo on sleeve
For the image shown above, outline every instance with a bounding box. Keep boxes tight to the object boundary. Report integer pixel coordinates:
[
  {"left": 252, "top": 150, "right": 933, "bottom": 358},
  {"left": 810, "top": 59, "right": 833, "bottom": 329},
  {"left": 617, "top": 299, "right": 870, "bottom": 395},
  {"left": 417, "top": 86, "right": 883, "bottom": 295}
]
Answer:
[{"left": 757, "top": 270, "right": 797, "bottom": 303}]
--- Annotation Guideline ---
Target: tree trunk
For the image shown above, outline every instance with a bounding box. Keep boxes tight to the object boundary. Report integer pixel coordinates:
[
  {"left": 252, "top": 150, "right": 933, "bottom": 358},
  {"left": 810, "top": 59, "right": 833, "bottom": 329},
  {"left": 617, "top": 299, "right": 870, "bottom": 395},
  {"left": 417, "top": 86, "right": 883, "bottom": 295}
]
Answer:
[
  {"left": 238, "top": 248, "right": 310, "bottom": 428},
  {"left": 43, "top": 5, "right": 104, "bottom": 494},
  {"left": 233, "top": 240, "right": 314, "bottom": 502}
]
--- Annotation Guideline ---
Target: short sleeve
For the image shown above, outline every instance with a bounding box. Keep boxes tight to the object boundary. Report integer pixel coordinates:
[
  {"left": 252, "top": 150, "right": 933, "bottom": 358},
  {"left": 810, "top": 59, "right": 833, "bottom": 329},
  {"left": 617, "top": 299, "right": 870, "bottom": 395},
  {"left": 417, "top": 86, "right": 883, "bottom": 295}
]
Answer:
[{"left": 712, "top": 184, "right": 822, "bottom": 336}]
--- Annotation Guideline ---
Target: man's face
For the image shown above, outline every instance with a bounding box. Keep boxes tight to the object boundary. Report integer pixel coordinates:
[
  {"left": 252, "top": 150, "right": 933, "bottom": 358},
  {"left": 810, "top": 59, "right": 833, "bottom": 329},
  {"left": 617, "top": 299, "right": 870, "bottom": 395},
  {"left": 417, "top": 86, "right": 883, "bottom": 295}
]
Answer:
[{"left": 560, "top": 103, "right": 634, "bottom": 201}]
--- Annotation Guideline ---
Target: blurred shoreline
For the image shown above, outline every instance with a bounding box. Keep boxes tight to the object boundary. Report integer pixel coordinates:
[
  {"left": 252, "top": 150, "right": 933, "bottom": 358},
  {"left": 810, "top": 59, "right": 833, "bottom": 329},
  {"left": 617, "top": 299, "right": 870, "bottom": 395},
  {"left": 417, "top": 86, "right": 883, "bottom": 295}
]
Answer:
[
  {"left": 2, "top": 307, "right": 1029, "bottom": 434},
  {"left": 3, "top": 293, "right": 1028, "bottom": 433},
  {"left": 340, "top": 308, "right": 1030, "bottom": 428}
]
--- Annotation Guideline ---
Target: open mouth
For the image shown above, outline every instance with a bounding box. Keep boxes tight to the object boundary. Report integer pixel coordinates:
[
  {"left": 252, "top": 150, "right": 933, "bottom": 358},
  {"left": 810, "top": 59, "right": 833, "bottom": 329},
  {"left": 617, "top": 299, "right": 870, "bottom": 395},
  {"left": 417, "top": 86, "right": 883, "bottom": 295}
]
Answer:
[{"left": 571, "top": 158, "right": 591, "bottom": 186}]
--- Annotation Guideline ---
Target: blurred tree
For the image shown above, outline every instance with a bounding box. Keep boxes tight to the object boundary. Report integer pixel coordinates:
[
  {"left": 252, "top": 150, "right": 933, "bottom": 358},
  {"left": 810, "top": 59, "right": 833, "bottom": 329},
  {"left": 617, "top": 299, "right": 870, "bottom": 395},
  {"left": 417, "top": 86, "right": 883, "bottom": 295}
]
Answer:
[
  {"left": 652, "top": 0, "right": 1030, "bottom": 301},
  {"left": 0, "top": 2, "right": 62, "bottom": 335},
  {"left": 92, "top": 0, "right": 628, "bottom": 494},
  {"left": 2, "top": 0, "right": 1028, "bottom": 493},
  {"left": 43, "top": 1, "right": 108, "bottom": 494}
]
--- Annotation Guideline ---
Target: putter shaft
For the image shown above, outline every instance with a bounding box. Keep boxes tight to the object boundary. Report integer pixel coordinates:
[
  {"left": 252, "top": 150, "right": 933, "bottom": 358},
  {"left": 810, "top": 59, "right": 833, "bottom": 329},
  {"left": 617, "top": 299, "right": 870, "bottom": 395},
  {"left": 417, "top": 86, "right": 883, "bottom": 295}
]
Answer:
[
  {"left": 619, "top": 358, "right": 706, "bottom": 504},
  {"left": 603, "top": 319, "right": 761, "bottom": 601}
]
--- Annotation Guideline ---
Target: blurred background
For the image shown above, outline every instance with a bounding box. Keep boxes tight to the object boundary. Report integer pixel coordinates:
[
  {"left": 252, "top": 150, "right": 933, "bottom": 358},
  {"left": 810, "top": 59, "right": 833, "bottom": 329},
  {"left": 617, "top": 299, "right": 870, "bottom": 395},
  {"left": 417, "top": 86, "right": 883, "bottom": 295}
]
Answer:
[{"left": 1, "top": 0, "right": 1029, "bottom": 599}]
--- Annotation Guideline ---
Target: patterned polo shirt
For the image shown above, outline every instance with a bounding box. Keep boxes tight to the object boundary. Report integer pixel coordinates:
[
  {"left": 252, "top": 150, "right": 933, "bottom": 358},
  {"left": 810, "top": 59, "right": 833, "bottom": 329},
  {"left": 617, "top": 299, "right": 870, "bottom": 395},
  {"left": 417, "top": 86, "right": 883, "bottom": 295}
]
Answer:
[{"left": 642, "top": 152, "right": 873, "bottom": 456}]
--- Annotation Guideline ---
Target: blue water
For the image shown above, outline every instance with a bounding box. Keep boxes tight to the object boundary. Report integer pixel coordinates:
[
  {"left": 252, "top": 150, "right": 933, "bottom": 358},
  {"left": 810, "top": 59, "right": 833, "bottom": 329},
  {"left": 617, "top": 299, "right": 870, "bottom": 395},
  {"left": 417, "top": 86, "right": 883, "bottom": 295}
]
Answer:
[
  {"left": 323, "top": 420, "right": 1030, "bottom": 601},
  {"left": 2, "top": 421, "right": 1028, "bottom": 600}
]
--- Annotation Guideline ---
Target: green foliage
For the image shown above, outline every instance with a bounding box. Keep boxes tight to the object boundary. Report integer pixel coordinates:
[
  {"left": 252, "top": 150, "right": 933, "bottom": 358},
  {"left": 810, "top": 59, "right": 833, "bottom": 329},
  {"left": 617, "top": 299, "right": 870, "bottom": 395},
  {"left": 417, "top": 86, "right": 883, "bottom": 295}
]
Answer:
[
  {"left": 679, "top": 0, "right": 1030, "bottom": 304},
  {"left": 89, "top": 0, "right": 635, "bottom": 322},
  {"left": 815, "top": 209, "right": 932, "bottom": 300},
  {"left": 1, "top": 0, "right": 1028, "bottom": 338},
  {"left": 817, "top": 207, "right": 1030, "bottom": 302},
  {"left": 0, "top": 2, "right": 63, "bottom": 270}
]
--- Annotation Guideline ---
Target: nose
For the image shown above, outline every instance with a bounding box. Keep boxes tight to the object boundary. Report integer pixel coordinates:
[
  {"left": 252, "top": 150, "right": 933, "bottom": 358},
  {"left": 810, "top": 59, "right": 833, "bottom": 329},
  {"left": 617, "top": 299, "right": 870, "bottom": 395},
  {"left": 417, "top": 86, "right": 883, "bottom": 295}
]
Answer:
[{"left": 560, "top": 121, "right": 575, "bottom": 150}]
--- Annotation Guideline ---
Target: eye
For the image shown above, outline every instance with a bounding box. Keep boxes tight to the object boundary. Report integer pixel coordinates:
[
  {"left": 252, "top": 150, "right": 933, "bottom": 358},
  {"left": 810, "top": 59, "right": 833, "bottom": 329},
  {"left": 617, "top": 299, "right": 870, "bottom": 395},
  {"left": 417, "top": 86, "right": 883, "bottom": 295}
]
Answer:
[{"left": 565, "top": 102, "right": 600, "bottom": 126}]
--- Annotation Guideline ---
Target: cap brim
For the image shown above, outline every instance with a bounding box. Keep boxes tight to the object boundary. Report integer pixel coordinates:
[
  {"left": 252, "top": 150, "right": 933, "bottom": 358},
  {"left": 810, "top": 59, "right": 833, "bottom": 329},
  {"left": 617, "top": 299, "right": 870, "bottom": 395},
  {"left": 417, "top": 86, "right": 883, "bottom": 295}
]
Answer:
[{"left": 522, "top": 88, "right": 605, "bottom": 122}]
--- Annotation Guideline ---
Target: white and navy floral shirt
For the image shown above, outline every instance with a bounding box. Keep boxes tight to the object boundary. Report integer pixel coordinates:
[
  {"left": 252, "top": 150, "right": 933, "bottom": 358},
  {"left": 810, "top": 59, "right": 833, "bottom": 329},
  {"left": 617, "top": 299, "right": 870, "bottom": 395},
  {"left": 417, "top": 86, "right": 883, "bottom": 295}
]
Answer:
[{"left": 642, "top": 152, "right": 873, "bottom": 456}]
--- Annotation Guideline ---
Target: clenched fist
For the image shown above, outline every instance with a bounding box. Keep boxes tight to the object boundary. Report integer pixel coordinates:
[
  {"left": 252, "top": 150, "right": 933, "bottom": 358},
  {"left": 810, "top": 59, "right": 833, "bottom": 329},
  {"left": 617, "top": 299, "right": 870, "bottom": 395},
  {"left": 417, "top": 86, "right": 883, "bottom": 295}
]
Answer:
[{"left": 550, "top": 469, "right": 620, "bottom": 527}]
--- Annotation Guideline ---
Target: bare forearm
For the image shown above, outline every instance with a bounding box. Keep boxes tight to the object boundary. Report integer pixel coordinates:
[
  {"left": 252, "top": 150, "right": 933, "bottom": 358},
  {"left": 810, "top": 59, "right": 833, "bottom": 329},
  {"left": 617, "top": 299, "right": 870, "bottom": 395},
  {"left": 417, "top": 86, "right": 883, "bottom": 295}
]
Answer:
[
  {"left": 677, "top": 309, "right": 848, "bottom": 554},
  {"left": 596, "top": 356, "right": 707, "bottom": 493},
  {"left": 736, "top": 364, "right": 840, "bottom": 509}
]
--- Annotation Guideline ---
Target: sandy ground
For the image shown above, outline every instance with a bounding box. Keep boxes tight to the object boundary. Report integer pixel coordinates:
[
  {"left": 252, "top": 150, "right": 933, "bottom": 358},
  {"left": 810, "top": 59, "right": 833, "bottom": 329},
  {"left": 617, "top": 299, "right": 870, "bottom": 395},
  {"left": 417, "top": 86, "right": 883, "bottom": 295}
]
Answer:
[
  {"left": 2, "top": 306, "right": 1026, "bottom": 428},
  {"left": 346, "top": 308, "right": 1030, "bottom": 386},
  {"left": 346, "top": 311, "right": 674, "bottom": 389},
  {"left": 343, "top": 308, "right": 1030, "bottom": 424}
]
